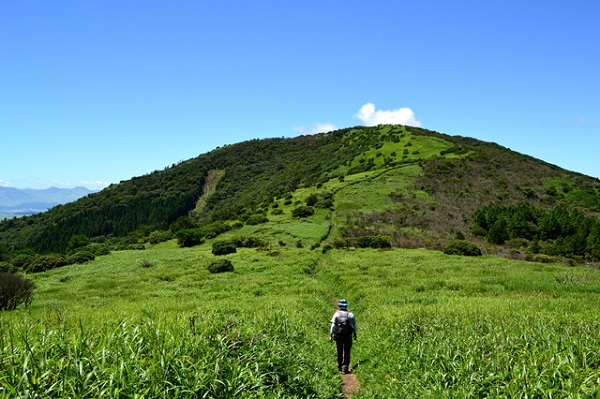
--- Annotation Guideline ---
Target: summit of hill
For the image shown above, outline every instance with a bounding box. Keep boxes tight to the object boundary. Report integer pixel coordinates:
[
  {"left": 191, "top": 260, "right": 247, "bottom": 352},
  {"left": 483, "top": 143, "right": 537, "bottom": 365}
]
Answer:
[{"left": 1, "top": 124, "right": 600, "bottom": 267}]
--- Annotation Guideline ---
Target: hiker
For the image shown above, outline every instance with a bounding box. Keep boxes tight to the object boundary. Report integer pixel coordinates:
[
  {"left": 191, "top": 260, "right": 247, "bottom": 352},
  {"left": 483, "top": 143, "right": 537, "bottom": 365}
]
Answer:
[{"left": 329, "top": 299, "right": 357, "bottom": 373}]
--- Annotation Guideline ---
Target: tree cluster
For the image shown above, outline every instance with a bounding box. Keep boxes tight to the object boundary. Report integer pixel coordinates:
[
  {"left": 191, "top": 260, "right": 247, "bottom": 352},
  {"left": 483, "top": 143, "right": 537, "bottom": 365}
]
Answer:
[{"left": 473, "top": 203, "right": 600, "bottom": 261}]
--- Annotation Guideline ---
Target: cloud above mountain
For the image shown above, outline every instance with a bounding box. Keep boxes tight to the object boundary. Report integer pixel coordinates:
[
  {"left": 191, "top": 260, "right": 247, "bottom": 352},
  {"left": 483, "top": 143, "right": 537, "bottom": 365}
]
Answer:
[
  {"left": 294, "top": 122, "right": 337, "bottom": 135},
  {"left": 355, "top": 103, "right": 421, "bottom": 127}
]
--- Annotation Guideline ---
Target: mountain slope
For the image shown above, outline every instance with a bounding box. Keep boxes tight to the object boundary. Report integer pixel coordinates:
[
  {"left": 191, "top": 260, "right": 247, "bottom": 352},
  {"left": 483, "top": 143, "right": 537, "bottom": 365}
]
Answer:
[{"left": 1, "top": 125, "right": 599, "bottom": 262}]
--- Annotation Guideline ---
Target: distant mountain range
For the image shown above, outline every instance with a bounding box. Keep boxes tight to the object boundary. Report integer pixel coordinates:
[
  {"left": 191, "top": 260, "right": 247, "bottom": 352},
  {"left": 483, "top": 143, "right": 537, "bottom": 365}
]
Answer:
[{"left": 0, "top": 186, "right": 97, "bottom": 217}]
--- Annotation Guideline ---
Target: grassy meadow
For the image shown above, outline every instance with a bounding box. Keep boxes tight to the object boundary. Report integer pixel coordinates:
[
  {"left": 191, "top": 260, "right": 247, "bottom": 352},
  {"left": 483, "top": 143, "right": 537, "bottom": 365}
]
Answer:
[
  {"left": 2, "top": 240, "right": 600, "bottom": 398},
  {"left": 3, "top": 126, "right": 600, "bottom": 397}
]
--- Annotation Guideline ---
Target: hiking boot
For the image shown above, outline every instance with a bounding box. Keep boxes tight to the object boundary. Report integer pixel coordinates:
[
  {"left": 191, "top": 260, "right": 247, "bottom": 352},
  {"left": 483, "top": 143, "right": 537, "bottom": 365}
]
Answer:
[{"left": 341, "top": 366, "right": 347, "bottom": 373}]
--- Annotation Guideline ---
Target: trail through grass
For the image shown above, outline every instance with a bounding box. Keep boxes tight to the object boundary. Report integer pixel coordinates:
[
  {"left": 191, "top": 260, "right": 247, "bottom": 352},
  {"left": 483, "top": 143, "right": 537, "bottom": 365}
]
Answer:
[{"left": 2, "top": 243, "right": 600, "bottom": 397}]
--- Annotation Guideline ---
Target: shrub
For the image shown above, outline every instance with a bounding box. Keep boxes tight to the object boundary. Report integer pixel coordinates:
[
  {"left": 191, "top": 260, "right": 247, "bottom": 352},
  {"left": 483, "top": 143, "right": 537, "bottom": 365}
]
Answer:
[
  {"left": 245, "top": 214, "right": 269, "bottom": 225},
  {"left": 356, "top": 235, "right": 392, "bottom": 249},
  {"left": 533, "top": 254, "right": 555, "bottom": 264},
  {"left": 66, "top": 234, "right": 90, "bottom": 254},
  {"left": 207, "top": 259, "right": 234, "bottom": 274},
  {"left": 444, "top": 240, "right": 482, "bottom": 256},
  {"left": 332, "top": 239, "right": 347, "bottom": 249},
  {"left": 67, "top": 251, "right": 95, "bottom": 264},
  {"left": 0, "top": 262, "right": 19, "bottom": 274},
  {"left": 94, "top": 245, "right": 111, "bottom": 256},
  {"left": 292, "top": 206, "right": 314, "bottom": 218},
  {"left": 148, "top": 230, "right": 174, "bottom": 244},
  {"left": 271, "top": 208, "right": 283, "bottom": 215},
  {"left": 175, "top": 229, "right": 204, "bottom": 248},
  {"left": 306, "top": 194, "right": 319, "bottom": 207},
  {"left": 233, "top": 235, "right": 266, "bottom": 248},
  {"left": 26, "top": 254, "right": 68, "bottom": 273},
  {"left": 11, "top": 254, "right": 34, "bottom": 270},
  {"left": 0, "top": 272, "right": 35, "bottom": 310},
  {"left": 212, "top": 240, "right": 237, "bottom": 256}
]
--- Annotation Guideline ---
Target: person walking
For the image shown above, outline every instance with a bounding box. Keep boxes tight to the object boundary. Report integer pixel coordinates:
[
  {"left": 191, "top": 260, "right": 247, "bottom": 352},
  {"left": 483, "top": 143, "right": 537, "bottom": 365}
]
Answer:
[{"left": 329, "top": 299, "right": 357, "bottom": 373}]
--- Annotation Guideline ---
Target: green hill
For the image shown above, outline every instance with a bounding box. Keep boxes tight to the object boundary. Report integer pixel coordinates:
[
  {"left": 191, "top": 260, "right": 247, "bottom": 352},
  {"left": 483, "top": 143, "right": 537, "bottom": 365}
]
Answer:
[
  {"left": 2, "top": 124, "right": 600, "bottom": 397},
  {"left": 2, "top": 124, "right": 600, "bottom": 265}
]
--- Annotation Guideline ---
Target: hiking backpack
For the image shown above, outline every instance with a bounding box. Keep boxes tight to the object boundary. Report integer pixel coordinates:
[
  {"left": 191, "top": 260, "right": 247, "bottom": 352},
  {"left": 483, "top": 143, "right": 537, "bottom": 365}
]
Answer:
[{"left": 336, "top": 311, "right": 353, "bottom": 337}]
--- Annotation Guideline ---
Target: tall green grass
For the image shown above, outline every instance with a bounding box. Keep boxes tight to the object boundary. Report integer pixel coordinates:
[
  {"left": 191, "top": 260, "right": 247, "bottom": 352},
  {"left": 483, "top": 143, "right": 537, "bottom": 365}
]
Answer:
[
  {"left": 2, "top": 243, "right": 600, "bottom": 397},
  {"left": 320, "top": 249, "right": 600, "bottom": 398}
]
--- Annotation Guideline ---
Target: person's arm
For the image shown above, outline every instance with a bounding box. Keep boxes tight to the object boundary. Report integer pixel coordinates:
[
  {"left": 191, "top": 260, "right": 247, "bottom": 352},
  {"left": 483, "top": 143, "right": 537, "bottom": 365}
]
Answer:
[
  {"left": 351, "top": 314, "right": 357, "bottom": 340},
  {"left": 329, "top": 313, "right": 337, "bottom": 342}
]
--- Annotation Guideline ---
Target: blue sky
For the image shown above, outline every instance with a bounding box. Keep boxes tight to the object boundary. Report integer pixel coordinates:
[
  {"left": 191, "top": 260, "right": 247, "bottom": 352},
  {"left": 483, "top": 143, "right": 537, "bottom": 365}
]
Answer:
[{"left": 1, "top": 1, "right": 598, "bottom": 190}]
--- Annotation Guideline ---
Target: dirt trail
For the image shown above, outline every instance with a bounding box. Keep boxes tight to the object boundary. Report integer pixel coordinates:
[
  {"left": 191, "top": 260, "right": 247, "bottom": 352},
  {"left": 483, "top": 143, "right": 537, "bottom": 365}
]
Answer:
[{"left": 342, "top": 373, "right": 360, "bottom": 397}]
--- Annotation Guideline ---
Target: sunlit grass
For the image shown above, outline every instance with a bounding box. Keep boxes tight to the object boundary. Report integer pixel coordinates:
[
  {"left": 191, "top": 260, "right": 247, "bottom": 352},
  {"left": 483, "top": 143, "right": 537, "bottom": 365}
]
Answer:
[{"left": 2, "top": 243, "right": 600, "bottom": 397}]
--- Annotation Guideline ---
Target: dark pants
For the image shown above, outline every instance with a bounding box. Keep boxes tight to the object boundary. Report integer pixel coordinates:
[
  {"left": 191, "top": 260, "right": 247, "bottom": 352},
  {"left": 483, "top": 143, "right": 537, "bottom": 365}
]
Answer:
[{"left": 335, "top": 335, "right": 353, "bottom": 371}]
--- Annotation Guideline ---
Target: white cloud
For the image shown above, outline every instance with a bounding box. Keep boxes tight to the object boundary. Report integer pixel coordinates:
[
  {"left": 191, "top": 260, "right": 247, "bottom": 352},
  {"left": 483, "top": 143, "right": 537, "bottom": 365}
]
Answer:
[
  {"left": 294, "top": 122, "right": 337, "bottom": 135},
  {"left": 355, "top": 103, "right": 421, "bottom": 127},
  {"left": 0, "top": 179, "right": 9, "bottom": 187},
  {"left": 80, "top": 180, "right": 112, "bottom": 190}
]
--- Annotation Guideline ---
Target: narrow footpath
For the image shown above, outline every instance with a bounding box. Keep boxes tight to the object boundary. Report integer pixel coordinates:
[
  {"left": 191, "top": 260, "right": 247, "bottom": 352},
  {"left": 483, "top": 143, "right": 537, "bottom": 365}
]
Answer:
[{"left": 342, "top": 373, "right": 360, "bottom": 397}]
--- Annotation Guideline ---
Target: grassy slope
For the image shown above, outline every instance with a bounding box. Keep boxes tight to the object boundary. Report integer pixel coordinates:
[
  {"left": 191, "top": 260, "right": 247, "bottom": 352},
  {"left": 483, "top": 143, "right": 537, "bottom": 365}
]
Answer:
[
  {"left": 3, "top": 126, "right": 600, "bottom": 396},
  {"left": 3, "top": 211, "right": 600, "bottom": 397}
]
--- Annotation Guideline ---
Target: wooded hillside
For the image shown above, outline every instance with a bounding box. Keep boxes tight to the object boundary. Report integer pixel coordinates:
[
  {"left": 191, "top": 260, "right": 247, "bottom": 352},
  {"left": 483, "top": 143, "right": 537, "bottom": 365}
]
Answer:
[{"left": 2, "top": 125, "right": 600, "bottom": 268}]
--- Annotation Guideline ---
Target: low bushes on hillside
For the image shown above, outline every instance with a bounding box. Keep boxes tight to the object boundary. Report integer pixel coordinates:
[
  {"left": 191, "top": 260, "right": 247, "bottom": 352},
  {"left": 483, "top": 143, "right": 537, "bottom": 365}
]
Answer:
[
  {"left": 356, "top": 235, "right": 392, "bottom": 249},
  {"left": 0, "top": 272, "right": 35, "bottom": 310},
  {"left": 245, "top": 214, "right": 269, "bottom": 225},
  {"left": 444, "top": 240, "right": 482, "bottom": 256},
  {"left": 207, "top": 259, "right": 234, "bottom": 274},
  {"left": 212, "top": 240, "right": 237, "bottom": 256},
  {"left": 66, "top": 250, "right": 95, "bottom": 264},
  {"left": 148, "top": 230, "right": 174, "bottom": 244},
  {"left": 175, "top": 229, "right": 205, "bottom": 248},
  {"left": 292, "top": 206, "right": 314, "bottom": 218},
  {"left": 26, "top": 254, "right": 68, "bottom": 273}
]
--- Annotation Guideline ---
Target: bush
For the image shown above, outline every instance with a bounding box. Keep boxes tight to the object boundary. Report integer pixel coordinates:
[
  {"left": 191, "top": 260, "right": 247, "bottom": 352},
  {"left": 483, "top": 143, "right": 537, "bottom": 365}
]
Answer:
[
  {"left": 212, "top": 240, "right": 237, "bottom": 256},
  {"left": 148, "top": 230, "right": 174, "bottom": 245},
  {"left": 533, "top": 254, "right": 555, "bottom": 264},
  {"left": 233, "top": 235, "right": 266, "bottom": 248},
  {"left": 245, "top": 214, "right": 269, "bottom": 225},
  {"left": 11, "top": 254, "right": 34, "bottom": 270},
  {"left": 356, "top": 235, "right": 392, "bottom": 249},
  {"left": 207, "top": 259, "right": 234, "bottom": 274},
  {"left": 67, "top": 250, "right": 95, "bottom": 264},
  {"left": 0, "top": 262, "right": 19, "bottom": 274},
  {"left": 94, "top": 245, "right": 111, "bottom": 256},
  {"left": 306, "top": 194, "right": 319, "bottom": 207},
  {"left": 0, "top": 272, "right": 35, "bottom": 310},
  {"left": 292, "top": 206, "right": 315, "bottom": 218},
  {"left": 444, "top": 240, "right": 482, "bottom": 256},
  {"left": 26, "top": 254, "right": 68, "bottom": 273},
  {"left": 175, "top": 229, "right": 204, "bottom": 248}
]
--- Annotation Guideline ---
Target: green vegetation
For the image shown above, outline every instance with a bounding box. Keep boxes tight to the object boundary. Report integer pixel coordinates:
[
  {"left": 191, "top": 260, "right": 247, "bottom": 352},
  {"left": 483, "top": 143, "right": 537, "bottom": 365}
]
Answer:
[
  {"left": 2, "top": 124, "right": 600, "bottom": 396},
  {"left": 207, "top": 258, "right": 234, "bottom": 273},
  {"left": 0, "top": 272, "right": 35, "bottom": 310},
  {"left": 1, "top": 242, "right": 599, "bottom": 397},
  {"left": 2, "top": 125, "right": 600, "bottom": 268}
]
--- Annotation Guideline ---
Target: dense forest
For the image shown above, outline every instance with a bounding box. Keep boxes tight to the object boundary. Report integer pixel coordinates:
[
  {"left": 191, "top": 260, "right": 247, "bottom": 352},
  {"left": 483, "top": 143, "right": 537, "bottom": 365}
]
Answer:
[{"left": 2, "top": 125, "right": 600, "bottom": 272}]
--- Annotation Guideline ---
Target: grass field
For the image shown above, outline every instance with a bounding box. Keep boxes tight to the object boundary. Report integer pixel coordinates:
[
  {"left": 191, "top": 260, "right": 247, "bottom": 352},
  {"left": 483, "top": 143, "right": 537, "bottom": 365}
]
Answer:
[
  {"left": 2, "top": 135, "right": 600, "bottom": 397},
  {"left": 2, "top": 240, "right": 600, "bottom": 398}
]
